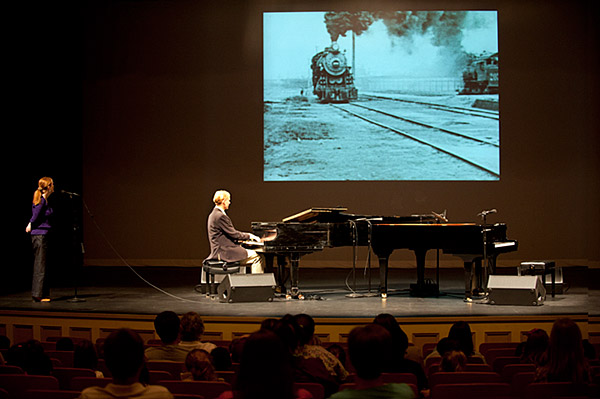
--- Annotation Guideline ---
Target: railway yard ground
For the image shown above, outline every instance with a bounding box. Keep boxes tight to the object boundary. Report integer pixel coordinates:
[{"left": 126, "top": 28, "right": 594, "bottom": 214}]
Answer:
[{"left": 263, "top": 90, "right": 499, "bottom": 181}]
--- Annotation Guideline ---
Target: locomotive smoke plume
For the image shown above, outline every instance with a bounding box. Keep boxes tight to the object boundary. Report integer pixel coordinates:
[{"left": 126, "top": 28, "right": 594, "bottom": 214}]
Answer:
[
  {"left": 379, "top": 11, "right": 467, "bottom": 49},
  {"left": 325, "top": 12, "right": 375, "bottom": 42},
  {"left": 325, "top": 11, "right": 467, "bottom": 49},
  {"left": 325, "top": 11, "right": 472, "bottom": 77}
]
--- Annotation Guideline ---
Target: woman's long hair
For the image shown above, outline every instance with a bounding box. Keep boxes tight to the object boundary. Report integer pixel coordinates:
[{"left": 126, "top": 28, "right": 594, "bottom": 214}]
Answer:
[
  {"left": 542, "top": 318, "right": 589, "bottom": 383},
  {"left": 373, "top": 313, "right": 409, "bottom": 364},
  {"left": 33, "top": 177, "right": 54, "bottom": 205},
  {"left": 520, "top": 328, "right": 549, "bottom": 366},
  {"left": 448, "top": 321, "right": 475, "bottom": 356}
]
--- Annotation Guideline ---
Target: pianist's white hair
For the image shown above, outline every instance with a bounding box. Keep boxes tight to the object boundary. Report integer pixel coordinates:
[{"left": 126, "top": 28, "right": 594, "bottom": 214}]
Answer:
[{"left": 213, "top": 190, "right": 231, "bottom": 205}]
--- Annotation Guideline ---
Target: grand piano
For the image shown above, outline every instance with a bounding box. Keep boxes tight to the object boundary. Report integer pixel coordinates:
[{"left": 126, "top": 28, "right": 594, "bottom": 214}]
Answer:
[{"left": 251, "top": 207, "right": 518, "bottom": 299}]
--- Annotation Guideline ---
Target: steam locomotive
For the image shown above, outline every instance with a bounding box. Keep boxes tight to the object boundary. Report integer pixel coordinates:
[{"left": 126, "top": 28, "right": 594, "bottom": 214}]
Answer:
[
  {"left": 311, "top": 42, "right": 358, "bottom": 103},
  {"left": 461, "top": 52, "right": 499, "bottom": 94}
]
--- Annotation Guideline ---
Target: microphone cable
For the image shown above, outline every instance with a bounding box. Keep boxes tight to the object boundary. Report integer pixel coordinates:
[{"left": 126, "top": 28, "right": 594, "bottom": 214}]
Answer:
[{"left": 81, "top": 198, "right": 205, "bottom": 304}]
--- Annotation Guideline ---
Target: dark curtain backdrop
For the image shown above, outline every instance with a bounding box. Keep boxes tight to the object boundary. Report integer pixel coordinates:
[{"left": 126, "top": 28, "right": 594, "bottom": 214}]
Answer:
[{"left": 9, "top": 0, "right": 599, "bottom": 291}]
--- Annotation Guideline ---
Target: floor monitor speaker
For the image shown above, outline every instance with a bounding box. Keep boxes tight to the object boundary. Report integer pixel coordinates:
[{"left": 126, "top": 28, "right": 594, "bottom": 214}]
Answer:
[
  {"left": 488, "top": 275, "right": 546, "bottom": 306},
  {"left": 217, "top": 273, "right": 276, "bottom": 303}
]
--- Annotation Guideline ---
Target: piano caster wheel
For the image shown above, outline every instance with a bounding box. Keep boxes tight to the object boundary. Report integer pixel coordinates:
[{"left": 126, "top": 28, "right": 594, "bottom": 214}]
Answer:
[
  {"left": 298, "top": 294, "right": 305, "bottom": 300},
  {"left": 464, "top": 297, "right": 473, "bottom": 303},
  {"left": 381, "top": 293, "right": 387, "bottom": 299}
]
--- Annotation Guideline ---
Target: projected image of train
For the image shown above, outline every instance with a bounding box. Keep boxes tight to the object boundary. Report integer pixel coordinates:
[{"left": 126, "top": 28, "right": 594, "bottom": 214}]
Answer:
[
  {"left": 311, "top": 42, "right": 357, "bottom": 103},
  {"left": 461, "top": 52, "right": 499, "bottom": 94}
]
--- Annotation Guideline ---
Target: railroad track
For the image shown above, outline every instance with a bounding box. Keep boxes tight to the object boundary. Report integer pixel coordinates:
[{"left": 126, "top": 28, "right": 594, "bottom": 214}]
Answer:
[
  {"left": 362, "top": 94, "right": 499, "bottom": 120},
  {"left": 331, "top": 102, "right": 500, "bottom": 179}
]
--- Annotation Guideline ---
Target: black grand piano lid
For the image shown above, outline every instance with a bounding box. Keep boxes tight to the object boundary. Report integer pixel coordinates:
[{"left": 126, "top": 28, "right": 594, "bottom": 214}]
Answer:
[
  {"left": 282, "top": 207, "right": 348, "bottom": 223},
  {"left": 281, "top": 207, "right": 438, "bottom": 224}
]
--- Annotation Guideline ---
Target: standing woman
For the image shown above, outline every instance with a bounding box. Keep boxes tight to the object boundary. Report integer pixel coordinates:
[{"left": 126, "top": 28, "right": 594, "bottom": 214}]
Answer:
[{"left": 25, "top": 177, "right": 54, "bottom": 302}]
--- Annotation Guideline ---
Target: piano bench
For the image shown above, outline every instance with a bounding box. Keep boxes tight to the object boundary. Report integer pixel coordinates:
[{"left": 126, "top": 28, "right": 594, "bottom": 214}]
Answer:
[
  {"left": 201, "top": 260, "right": 241, "bottom": 297},
  {"left": 518, "top": 261, "right": 557, "bottom": 297}
]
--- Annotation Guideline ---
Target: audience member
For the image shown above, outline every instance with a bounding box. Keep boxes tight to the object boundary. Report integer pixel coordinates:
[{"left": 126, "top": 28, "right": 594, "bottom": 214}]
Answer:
[
  {"left": 178, "top": 312, "right": 217, "bottom": 353},
  {"left": 229, "top": 337, "right": 247, "bottom": 364},
  {"left": 373, "top": 313, "right": 427, "bottom": 391},
  {"left": 422, "top": 337, "right": 459, "bottom": 367},
  {"left": 519, "top": 328, "right": 549, "bottom": 366},
  {"left": 447, "top": 321, "right": 484, "bottom": 362},
  {"left": 74, "top": 339, "right": 104, "bottom": 378},
  {"left": 182, "top": 349, "right": 219, "bottom": 381},
  {"left": 6, "top": 340, "right": 53, "bottom": 375},
  {"left": 78, "top": 328, "right": 173, "bottom": 399},
  {"left": 293, "top": 314, "right": 349, "bottom": 383},
  {"left": 273, "top": 316, "right": 338, "bottom": 397},
  {"left": 326, "top": 344, "right": 347, "bottom": 369},
  {"left": 535, "top": 318, "right": 590, "bottom": 383},
  {"left": 260, "top": 318, "right": 279, "bottom": 331},
  {"left": 211, "top": 346, "right": 233, "bottom": 371},
  {"left": 328, "top": 324, "right": 415, "bottom": 399},
  {"left": 439, "top": 350, "right": 467, "bottom": 372},
  {"left": 217, "top": 329, "right": 311, "bottom": 399},
  {"left": 145, "top": 311, "right": 189, "bottom": 362}
]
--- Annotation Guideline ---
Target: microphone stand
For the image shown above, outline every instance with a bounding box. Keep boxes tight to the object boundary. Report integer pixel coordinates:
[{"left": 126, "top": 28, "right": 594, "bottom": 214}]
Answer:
[
  {"left": 65, "top": 191, "right": 86, "bottom": 303},
  {"left": 346, "top": 220, "right": 363, "bottom": 298},
  {"left": 478, "top": 209, "right": 496, "bottom": 299},
  {"left": 364, "top": 219, "right": 378, "bottom": 297}
]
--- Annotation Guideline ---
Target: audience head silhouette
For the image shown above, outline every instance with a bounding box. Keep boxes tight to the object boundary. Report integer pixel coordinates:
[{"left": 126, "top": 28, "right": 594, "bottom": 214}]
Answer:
[
  {"left": 293, "top": 313, "right": 316, "bottom": 347},
  {"left": 439, "top": 350, "right": 467, "bottom": 372},
  {"left": 235, "top": 329, "right": 295, "bottom": 399},
  {"left": 103, "top": 328, "right": 145, "bottom": 384},
  {"left": 537, "top": 317, "right": 590, "bottom": 383},
  {"left": 74, "top": 339, "right": 99, "bottom": 371},
  {"left": 180, "top": 312, "right": 205, "bottom": 342},
  {"left": 521, "top": 328, "right": 549, "bottom": 365},
  {"left": 348, "top": 323, "right": 392, "bottom": 381},
  {"left": 154, "top": 310, "right": 181, "bottom": 344},
  {"left": 448, "top": 321, "right": 475, "bottom": 356},
  {"left": 373, "top": 313, "right": 410, "bottom": 359},
  {"left": 185, "top": 349, "right": 218, "bottom": 381}
]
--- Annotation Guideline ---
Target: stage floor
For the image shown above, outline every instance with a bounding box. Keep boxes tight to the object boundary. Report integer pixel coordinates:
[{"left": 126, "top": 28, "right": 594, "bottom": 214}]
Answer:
[{"left": 0, "top": 266, "right": 597, "bottom": 320}]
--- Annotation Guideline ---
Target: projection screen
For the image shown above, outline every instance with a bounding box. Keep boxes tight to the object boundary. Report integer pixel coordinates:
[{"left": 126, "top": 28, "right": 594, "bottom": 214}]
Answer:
[{"left": 264, "top": 11, "right": 499, "bottom": 181}]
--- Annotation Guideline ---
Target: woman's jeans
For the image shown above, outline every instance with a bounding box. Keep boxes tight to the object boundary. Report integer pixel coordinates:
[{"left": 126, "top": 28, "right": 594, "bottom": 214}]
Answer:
[{"left": 31, "top": 234, "right": 49, "bottom": 298}]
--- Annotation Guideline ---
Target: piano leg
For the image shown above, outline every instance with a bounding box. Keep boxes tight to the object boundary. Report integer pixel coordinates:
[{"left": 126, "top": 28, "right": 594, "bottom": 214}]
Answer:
[
  {"left": 464, "top": 260, "right": 475, "bottom": 299},
  {"left": 275, "top": 255, "right": 287, "bottom": 294},
  {"left": 410, "top": 248, "right": 439, "bottom": 297},
  {"left": 378, "top": 255, "right": 389, "bottom": 298},
  {"left": 289, "top": 253, "right": 303, "bottom": 299}
]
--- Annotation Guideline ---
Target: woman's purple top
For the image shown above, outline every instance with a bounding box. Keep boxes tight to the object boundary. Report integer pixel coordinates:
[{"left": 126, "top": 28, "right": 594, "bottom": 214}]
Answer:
[{"left": 30, "top": 196, "right": 53, "bottom": 235}]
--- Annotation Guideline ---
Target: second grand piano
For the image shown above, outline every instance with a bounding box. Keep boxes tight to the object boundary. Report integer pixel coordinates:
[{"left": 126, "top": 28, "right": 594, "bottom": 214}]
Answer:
[{"left": 251, "top": 207, "right": 517, "bottom": 299}]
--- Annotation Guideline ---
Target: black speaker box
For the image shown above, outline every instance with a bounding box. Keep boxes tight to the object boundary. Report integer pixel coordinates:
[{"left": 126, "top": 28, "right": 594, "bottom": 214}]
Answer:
[
  {"left": 217, "top": 273, "right": 276, "bottom": 303},
  {"left": 488, "top": 275, "right": 546, "bottom": 306}
]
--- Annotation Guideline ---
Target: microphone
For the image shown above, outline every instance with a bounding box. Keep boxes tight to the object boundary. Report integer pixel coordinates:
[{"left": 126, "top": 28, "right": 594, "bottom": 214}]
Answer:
[
  {"left": 477, "top": 208, "right": 497, "bottom": 217},
  {"left": 432, "top": 210, "right": 448, "bottom": 223},
  {"left": 61, "top": 190, "right": 81, "bottom": 197}
]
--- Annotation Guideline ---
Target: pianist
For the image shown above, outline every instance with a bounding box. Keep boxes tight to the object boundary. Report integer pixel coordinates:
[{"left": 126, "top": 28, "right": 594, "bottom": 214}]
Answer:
[{"left": 205, "top": 190, "right": 264, "bottom": 273}]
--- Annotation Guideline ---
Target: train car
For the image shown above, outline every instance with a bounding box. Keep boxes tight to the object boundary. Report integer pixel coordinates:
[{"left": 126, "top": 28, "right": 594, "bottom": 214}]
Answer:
[
  {"left": 461, "top": 52, "right": 499, "bottom": 94},
  {"left": 311, "top": 42, "right": 358, "bottom": 103}
]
